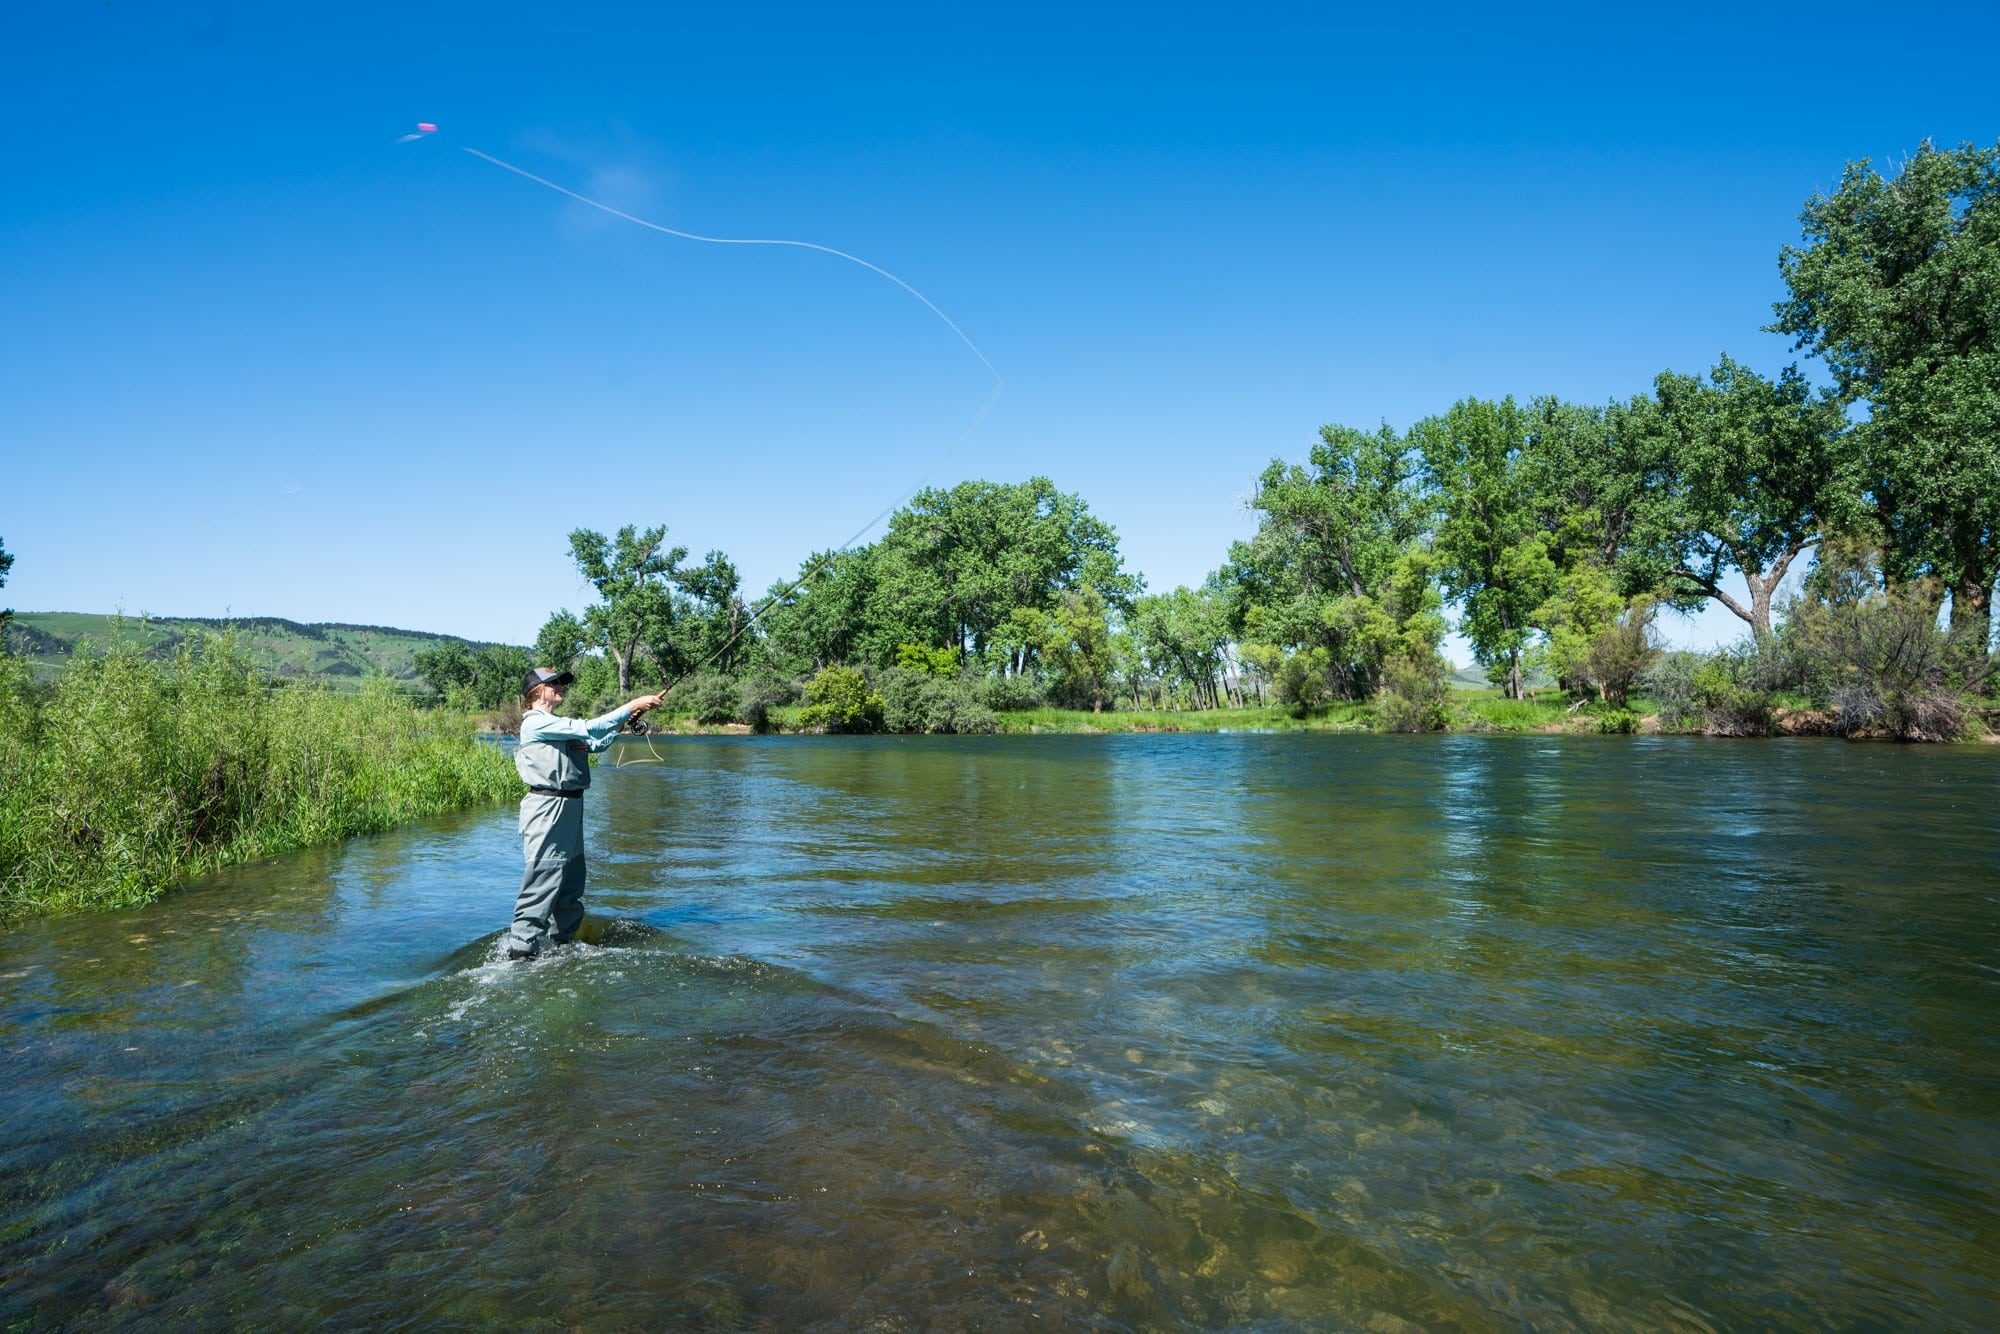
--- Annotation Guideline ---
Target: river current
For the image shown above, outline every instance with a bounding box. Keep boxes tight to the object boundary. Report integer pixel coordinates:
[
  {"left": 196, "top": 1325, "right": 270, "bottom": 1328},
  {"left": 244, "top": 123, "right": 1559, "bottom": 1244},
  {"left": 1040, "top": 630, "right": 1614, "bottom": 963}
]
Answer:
[{"left": 3, "top": 735, "right": 1997, "bottom": 1329}]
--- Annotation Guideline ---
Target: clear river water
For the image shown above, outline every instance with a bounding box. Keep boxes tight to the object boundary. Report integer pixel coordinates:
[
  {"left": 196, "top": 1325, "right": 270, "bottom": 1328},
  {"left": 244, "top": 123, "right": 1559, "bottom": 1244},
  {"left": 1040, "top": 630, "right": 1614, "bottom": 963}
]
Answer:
[{"left": 3, "top": 735, "right": 1997, "bottom": 1330}]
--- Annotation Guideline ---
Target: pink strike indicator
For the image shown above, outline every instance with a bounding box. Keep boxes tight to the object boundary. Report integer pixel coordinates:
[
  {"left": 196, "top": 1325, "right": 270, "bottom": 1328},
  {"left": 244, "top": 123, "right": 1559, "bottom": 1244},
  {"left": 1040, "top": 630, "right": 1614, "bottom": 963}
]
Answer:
[{"left": 417, "top": 123, "right": 437, "bottom": 133}]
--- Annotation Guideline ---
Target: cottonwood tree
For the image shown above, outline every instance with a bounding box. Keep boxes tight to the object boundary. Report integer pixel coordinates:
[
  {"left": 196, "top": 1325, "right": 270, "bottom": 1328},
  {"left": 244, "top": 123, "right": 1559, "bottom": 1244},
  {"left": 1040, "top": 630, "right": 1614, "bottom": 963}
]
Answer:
[
  {"left": 1413, "top": 397, "right": 1554, "bottom": 698},
  {"left": 0, "top": 536, "right": 12, "bottom": 632},
  {"left": 1129, "top": 585, "right": 1231, "bottom": 709},
  {"left": 1638, "top": 356, "right": 1854, "bottom": 640},
  {"left": 649, "top": 550, "right": 749, "bottom": 680},
  {"left": 568, "top": 524, "right": 685, "bottom": 693},
  {"left": 533, "top": 610, "right": 590, "bottom": 671},
  {"left": 1220, "top": 422, "right": 1433, "bottom": 699},
  {"left": 760, "top": 549, "right": 874, "bottom": 674},
  {"left": 1773, "top": 139, "right": 2000, "bottom": 631},
  {"left": 864, "top": 478, "right": 1139, "bottom": 666}
]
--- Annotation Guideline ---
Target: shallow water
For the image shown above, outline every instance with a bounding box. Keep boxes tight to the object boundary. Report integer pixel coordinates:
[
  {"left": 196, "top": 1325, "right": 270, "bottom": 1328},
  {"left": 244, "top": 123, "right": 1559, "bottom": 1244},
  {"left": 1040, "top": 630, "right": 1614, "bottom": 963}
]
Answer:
[{"left": 3, "top": 735, "right": 1998, "bottom": 1329}]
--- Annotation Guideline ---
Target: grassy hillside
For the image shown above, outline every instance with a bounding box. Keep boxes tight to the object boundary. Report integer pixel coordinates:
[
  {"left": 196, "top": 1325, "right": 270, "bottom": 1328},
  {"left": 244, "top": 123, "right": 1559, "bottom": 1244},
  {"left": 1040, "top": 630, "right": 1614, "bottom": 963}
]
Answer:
[{"left": 3, "top": 612, "right": 516, "bottom": 689}]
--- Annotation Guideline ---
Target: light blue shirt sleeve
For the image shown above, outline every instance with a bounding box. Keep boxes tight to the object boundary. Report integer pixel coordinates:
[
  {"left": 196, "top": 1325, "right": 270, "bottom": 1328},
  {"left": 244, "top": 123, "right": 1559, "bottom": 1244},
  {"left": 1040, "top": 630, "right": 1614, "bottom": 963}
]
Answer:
[{"left": 519, "top": 706, "right": 631, "bottom": 753}]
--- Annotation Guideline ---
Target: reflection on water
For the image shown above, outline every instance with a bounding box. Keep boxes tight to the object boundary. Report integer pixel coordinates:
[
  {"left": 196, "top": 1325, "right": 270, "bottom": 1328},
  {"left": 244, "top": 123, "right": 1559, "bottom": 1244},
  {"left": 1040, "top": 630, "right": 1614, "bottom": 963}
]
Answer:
[{"left": 4, "top": 736, "right": 1998, "bottom": 1328}]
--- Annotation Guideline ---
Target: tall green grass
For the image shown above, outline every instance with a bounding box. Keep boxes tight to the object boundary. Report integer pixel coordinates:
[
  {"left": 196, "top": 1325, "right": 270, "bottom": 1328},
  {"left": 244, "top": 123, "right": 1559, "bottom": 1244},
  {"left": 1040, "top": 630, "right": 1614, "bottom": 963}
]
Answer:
[{"left": 0, "top": 632, "right": 518, "bottom": 920}]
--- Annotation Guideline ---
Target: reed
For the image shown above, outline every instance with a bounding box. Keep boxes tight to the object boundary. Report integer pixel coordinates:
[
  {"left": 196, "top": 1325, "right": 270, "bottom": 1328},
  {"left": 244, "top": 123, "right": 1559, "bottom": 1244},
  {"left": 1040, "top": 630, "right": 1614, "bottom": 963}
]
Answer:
[{"left": 0, "top": 632, "right": 517, "bottom": 919}]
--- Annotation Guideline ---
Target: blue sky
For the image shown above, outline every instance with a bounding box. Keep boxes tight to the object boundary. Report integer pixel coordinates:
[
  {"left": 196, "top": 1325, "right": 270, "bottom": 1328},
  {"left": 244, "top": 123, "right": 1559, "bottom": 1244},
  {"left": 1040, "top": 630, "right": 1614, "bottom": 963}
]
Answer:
[{"left": 4, "top": 2, "right": 1996, "bottom": 651}]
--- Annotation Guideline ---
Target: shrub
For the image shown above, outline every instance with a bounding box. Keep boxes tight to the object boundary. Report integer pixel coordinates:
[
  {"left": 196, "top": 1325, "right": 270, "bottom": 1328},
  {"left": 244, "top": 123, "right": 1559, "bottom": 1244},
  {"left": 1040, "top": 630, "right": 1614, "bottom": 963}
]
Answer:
[
  {"left": 895, "top": 643, "right": 960, "bottom": 677},
  {"left": 0, "top": 632, "right": 517, "bottom": 919},
  {"left": 798, "top": 665, "right": 883, "bottom": 733},
  {"left": 1594, "top": 707, "right": 1642, "bottom": 734},
  {"left": 1241, "top": 644, "right": 1331, "bottom": 715},
  {"left": 735, "top": 667, "right": 798, "bottom": 734},
  {"left": 976, "top": 673, "right": 1044, "bottom": 712},
  {"left": 670, "top": 672, "right": 740, "bottom": 725},
  {"left": 1788, "top": 582, "right": 1992, "bottom": 741},
  {"left": 1643, "top": 645, "right": 1784, "bottom": 736},
  {"left": 876, "top": 667, "right": 999, "bottom": 734},
  {"left": 1374, "top": 655, "right": 1452, "bottom": 733}
]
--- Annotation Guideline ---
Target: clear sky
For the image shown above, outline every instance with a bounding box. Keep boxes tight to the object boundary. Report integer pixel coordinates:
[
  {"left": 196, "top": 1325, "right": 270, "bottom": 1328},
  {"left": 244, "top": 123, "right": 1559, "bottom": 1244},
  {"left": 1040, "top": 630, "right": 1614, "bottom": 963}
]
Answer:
[{"left": 5, "top": 2, "right": 1996, "bottom": 650}]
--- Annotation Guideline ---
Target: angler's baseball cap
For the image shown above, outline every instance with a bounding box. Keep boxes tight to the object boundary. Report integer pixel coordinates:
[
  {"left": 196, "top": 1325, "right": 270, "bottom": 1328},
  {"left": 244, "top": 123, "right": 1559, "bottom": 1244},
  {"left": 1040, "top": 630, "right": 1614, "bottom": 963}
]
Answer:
[{"left": 521, "top": 667, "right": 576, "bottom": 697}]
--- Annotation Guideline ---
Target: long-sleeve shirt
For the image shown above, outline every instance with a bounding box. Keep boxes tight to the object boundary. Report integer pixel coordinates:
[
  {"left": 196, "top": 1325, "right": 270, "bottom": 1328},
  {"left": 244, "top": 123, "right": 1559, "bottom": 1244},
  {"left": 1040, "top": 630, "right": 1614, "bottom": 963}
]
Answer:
[{"left": 514, "top": 705, "right": 631, "bottom": 792}]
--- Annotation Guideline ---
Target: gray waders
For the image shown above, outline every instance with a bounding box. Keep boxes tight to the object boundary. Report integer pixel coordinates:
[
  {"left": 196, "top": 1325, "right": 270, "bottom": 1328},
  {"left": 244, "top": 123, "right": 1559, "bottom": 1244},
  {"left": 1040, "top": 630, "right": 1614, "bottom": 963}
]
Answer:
[{"left": 511, "top": 791, "right": 586, "bottom": 954}]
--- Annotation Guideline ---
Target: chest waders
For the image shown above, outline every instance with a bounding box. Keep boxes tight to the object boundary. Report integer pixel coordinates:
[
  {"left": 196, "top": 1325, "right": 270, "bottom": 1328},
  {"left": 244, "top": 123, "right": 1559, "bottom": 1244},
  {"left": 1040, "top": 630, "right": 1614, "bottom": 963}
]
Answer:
[{"left": 511, "top": 782, "right": 588, "bottom": 955}]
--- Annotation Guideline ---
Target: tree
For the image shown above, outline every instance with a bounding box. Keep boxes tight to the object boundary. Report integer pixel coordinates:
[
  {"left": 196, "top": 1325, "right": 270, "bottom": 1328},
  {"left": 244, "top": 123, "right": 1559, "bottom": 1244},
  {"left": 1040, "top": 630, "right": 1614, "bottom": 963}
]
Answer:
[
  {"left": 1637, "top": 356, "right": 1854, "bottom": 639},
  {"left": 1772, "top": 139, "right": 2000, "bottom": 631},
  {"left": 0, "top": 536, "right": 12, "bottom": 633},
  {"left": 759, "top": 548, "right": 876, "bottom": 674},
  {"left": 647, "top": 549, "right": 750, "bottom": 681},
  {"left": 1532, "top": 563, "right": 1660, "bottom": 705},
  {"left": 865, "top": 478, "right": 1139, "bottom": 666},
  {"left": 1522, "top": 396, "right": 1679, "bottom": 598},
  {"left": 1036, "top": 587, "right": 1118, "bottom": 711},
  {"left": 1220, "top": 422, "right": 1433, "bottom": 699},
  {"left": 534, "top": 610, "right": 590, "bottom": 671},
  {"left": 1413, "top": 397, "right": 1555, "bottom": 698},
  {"left": 568, "top": 525, "right": 685, "bottom": 692},
  {"left": 1129, "top": 586, "right": 1231, "bottom": 709},
  {"left": 413, "top": 641, "right": 534, "bottom": 710}
]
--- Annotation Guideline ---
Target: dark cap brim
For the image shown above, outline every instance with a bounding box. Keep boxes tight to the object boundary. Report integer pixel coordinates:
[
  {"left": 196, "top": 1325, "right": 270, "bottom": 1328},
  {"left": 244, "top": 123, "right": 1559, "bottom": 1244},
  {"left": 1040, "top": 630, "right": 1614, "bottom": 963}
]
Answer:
[{"left": 522, "top": 668, "right": 576, "bottom": 697}]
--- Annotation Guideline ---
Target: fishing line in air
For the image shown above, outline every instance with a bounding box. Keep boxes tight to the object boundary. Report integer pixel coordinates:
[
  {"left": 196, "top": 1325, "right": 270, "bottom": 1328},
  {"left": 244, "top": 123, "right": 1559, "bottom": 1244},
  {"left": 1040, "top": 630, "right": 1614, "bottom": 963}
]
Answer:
[{"left": 451, "top": 141, "right": 1005, "bottom": 764}]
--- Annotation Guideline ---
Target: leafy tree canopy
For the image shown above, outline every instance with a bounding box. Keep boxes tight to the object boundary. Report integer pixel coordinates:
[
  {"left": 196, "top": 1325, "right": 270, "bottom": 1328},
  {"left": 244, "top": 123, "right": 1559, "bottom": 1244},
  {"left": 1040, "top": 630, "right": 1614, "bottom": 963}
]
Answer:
[{"left": 1772, "top": 139, "right": 2000, "bottom": 623}]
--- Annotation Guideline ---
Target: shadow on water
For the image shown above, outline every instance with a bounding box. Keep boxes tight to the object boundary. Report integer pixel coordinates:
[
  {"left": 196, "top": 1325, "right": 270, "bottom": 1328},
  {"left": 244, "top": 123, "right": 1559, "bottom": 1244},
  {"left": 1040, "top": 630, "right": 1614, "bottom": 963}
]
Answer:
[{"left": 4, "top": 736, "right": 1999, "bottom": 1328}]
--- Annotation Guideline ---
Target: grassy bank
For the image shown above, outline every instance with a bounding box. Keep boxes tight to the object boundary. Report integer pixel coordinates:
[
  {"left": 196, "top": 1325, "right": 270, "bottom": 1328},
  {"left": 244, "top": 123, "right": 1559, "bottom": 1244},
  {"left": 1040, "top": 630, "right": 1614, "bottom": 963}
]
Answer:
[
  {"left": 0, "top": 634, "right": 518, "bottom": 921},
  {"left": 642, "top": 694, "right": 1627, "bottom": 736}
]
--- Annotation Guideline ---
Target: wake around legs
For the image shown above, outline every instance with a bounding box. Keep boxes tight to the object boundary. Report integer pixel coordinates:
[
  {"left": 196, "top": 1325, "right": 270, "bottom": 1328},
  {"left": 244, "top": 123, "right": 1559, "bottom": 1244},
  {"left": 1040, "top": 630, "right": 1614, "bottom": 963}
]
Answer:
[{"left": 508, "top": 668, "right": 663, "bottom": 961}]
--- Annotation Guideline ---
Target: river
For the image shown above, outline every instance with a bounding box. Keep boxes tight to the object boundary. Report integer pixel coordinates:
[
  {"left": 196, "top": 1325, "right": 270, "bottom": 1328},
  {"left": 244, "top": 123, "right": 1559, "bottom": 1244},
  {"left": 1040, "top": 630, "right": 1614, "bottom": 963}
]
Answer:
[{"left": 3, "top": 735, "right": 1997, "bottom": 1329}]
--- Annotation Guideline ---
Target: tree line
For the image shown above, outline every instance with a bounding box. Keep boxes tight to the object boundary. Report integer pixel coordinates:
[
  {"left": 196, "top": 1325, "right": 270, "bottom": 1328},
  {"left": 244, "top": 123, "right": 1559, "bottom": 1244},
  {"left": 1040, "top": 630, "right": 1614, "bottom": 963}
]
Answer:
[{"left": 453, "top": 140, "right": 1997, "bottom": 739}]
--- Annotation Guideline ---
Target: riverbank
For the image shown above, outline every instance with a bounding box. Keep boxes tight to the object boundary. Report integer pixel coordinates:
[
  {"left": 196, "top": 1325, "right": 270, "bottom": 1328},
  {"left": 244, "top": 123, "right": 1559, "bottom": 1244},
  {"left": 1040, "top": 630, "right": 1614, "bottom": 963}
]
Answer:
[
  {"left": 0, "top": 636, "right": 517, "bottom": 921},
  {"left": 621, "top": 693, "right": 1998, "bottom": 739}
]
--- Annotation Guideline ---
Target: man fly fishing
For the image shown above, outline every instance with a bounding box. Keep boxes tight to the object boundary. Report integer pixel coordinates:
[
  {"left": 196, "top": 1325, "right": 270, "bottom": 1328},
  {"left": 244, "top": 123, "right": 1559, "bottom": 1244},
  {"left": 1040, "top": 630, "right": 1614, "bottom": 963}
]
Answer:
[{"left": 508, "top": 668, "right": 663, "bottom": 960}]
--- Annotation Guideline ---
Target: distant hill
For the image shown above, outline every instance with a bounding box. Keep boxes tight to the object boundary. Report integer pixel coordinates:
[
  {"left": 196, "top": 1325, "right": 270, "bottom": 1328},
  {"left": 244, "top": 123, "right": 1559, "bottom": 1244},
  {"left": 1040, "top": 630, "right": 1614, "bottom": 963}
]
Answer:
[{"left": 3, "top": 612, "right": 521, "bottom": 688}]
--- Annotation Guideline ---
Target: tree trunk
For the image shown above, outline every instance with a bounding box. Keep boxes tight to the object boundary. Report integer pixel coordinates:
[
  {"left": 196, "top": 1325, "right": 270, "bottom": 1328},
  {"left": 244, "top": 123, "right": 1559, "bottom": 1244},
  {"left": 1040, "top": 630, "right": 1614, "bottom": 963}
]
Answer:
[
  {"left": 612, "top": 642, "right": 634, "bottom": 693},
  {"left": 1950, "top": 573, "right": 1992, "bottom": 633}
]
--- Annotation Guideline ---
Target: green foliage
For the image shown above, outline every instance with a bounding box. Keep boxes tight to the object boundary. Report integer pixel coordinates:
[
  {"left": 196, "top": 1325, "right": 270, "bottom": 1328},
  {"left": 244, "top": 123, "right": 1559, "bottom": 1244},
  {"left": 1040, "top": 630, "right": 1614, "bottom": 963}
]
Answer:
[
  {"left": 1773, "top": 139, "right": 2000, "bottom": 625},
  {"left": 1412, "top": 397, "right": 1555, "bottom": 697},
  {"left": 875, "top": 668, "right": 999, "bottom": 734},
  {"left": 1240, "top": 644, "right": 1331, "bottom": 715},
  {"left": 1784, "top": 546, "right": 1994, "bottom": 740},
  {"left": 1221, "top": 422, "right": 1432, "bottom": 700},
  {"left": 798, "top": 665, "right": 884, "bottom": 733},
  {"left": 412, "top": 641, "right": 532, "bottom": 710},
  {"left": 1030, "top": 587, "right": 1119, "bottom": 711},
  {"left": 862, "top": 477, "right": 1139, "bottom": 667},
  {"left": 1642, "top": 647, "right": 1784, "bottom": 736},
  {"left": 895, "top": 643, "right": 960, "bottom": 677},
  {"left": 1127, "top": 585, "right": 1230, "bottom": 708},
  {"left": 761, "top": 549, "right": 871, "bottom": 674},
  {"left": 1636, "top": 356, "right": 1854, "bottom": 637},
  {"left": 670, "top": 672, "right": 742, "bottom": 725},
  {"left": 1532, "top": 565, "right": 1662, "bottom": 706},
  {"left": 534, "top": 609, "right": 590, "bottom": 673},
  {"left": 734, "top": 667, "right": 799, "bottom": 734},
  {"left": 0, "top": 633, "right": 517, "bottom": 919},
  {"left": 1594, "top": 708, "right": 1642, "bottom": 734},
  {"left": 974, "top": 673, "right": 1044, "bottom": 711},
  {"left": 1374, "top": 654, "right": 1453, "bottom": 733},
  {"left": 568, "top": 524, "right": 684, "bottom": 692}
]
